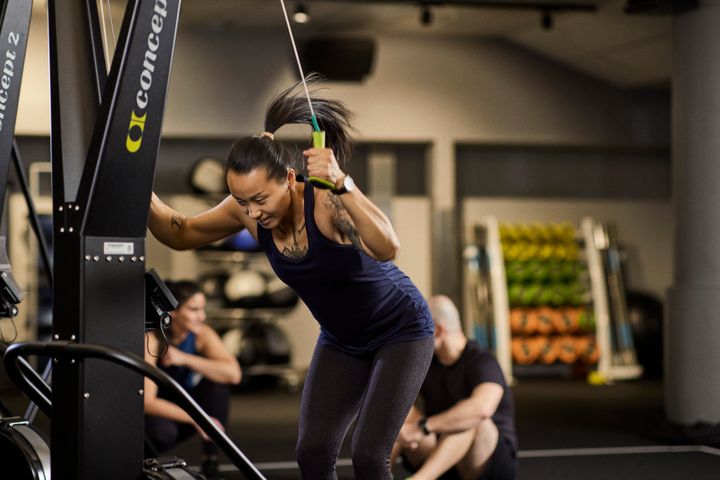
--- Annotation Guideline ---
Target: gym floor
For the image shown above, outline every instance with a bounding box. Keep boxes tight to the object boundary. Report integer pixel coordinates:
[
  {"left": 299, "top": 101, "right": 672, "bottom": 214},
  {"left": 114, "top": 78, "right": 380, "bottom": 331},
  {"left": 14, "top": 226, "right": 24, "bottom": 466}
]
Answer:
[
  {"left": 167, "top": 377, "right": 714, "bottom": 479},
  {"left": 5, "top": 376, "right": 720, "bottom": 479}
]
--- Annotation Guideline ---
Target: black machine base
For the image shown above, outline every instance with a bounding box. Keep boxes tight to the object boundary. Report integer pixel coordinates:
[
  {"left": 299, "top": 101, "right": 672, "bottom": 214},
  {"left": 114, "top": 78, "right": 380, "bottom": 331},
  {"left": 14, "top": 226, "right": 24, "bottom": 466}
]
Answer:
[
  {"left": 143, "top": 456, "right": 207, "bottom": 479},
  {"left": 0, "top": 417, "right": 51, "bottom": 480}
]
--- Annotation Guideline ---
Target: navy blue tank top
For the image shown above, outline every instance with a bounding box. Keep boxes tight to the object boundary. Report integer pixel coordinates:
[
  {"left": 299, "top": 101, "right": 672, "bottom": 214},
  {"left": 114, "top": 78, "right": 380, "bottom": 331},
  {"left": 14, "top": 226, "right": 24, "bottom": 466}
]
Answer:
[
  {"left": 256, "top": 179, "right": 434, "bottom": 356},
  {"left": 160, "top": 332, "right": 199, "bottom": 391}
]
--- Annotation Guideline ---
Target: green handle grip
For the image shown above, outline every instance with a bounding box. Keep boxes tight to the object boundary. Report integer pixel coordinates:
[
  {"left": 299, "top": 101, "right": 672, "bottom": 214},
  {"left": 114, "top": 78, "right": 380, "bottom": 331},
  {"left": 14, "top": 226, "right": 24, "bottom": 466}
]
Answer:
[
  {"left": 312, "top": 130, "right": 325, "bottom": 148},
  {"left": 308, "top": 130, "right": 335, "bottom": 190},
  {"left": 308, "top": 177, "right": 335, "bottom": 189}
]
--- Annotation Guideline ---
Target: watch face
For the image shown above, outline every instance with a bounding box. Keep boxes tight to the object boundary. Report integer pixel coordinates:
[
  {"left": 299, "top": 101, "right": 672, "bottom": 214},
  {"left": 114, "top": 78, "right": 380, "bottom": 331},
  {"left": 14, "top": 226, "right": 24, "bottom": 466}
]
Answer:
[{"left": 344, "top": 175, "right": 355, "bottom": 191}]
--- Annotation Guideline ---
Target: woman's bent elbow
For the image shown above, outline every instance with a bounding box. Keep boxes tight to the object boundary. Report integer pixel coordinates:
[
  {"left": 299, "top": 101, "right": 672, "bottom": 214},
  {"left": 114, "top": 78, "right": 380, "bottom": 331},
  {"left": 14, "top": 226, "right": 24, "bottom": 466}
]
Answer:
[
  {"left": 230, "top": 366, "right": 242, "bottom": 385},
  {"left": 379, "top": 241, "right": 401, "bottom": 262},
  {"left": 148, "top": 230, "right": 183, "bottom": 251}
]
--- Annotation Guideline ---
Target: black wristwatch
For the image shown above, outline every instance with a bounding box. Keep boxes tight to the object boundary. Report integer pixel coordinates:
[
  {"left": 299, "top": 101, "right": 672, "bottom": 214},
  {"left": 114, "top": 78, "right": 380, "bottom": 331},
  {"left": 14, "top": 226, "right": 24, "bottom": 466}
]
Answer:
[
  {"left": 331, "top": 175, "right": 355, "bottom": 195},
  {"left": 417, "top": 417, "right": 431, "bottom": 436}
]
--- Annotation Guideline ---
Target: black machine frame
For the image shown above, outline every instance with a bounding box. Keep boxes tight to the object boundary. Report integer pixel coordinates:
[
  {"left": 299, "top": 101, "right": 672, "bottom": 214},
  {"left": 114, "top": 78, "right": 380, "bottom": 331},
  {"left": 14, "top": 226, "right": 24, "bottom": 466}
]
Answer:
[
  {"left": 0, "top": 0, "right": 36, "bottom": 318},
  {"left": 3, "top": 341, "right": 265, "bottom": 479},
  {"left": 46, "top": 0, "right": 264, "bottom": 478},
  {"left": 0, "top": 0, "right": 265, "bottom": 477},
  {"left": 48, "top": 1, "right": 182, "bottom": 477},
  {"left": 0, "top": 0, "right": 53, "bottom": 441}
]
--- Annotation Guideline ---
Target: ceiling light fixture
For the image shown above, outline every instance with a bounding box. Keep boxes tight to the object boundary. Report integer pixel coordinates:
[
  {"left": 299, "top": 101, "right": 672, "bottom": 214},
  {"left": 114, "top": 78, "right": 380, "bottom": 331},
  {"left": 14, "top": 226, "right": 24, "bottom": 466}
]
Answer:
[
  {"left": 541, "top": 9, "right": 553, "bottom": 30},
  {"left": 293, "top": 3, "right": 310, "bottom": 24},
  {"left": 420, "top": 5, "right": 433, "bottom": 26}
]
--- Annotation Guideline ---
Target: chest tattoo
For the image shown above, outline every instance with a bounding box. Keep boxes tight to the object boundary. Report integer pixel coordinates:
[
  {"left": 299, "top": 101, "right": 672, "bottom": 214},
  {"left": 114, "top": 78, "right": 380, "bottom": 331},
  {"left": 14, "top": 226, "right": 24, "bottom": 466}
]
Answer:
[{"left": 280, "top": 222, "right": 307, "bottom": 259}]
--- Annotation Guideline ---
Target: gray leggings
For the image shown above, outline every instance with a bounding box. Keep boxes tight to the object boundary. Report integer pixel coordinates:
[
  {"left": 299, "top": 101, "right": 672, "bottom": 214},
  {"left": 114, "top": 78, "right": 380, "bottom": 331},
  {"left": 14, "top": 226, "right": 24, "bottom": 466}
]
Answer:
[{"left": 296, "top": 336, "right": 434, "bottom": 479}]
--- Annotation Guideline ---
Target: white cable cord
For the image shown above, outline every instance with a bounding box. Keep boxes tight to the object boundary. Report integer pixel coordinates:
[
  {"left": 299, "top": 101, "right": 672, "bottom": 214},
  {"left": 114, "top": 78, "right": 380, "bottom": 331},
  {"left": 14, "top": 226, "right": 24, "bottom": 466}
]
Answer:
[
  {"left": 98, "top": 0, "right": 117, "bottom": 70},
  {"left": 98, "top": 0, "right": 111, "bottom": 69},
  {"left": 105, "top": 0, "right": 117, "bottom": 49},
  {"left": 279, "top": 0, "right": 316, "bottom": 122}
]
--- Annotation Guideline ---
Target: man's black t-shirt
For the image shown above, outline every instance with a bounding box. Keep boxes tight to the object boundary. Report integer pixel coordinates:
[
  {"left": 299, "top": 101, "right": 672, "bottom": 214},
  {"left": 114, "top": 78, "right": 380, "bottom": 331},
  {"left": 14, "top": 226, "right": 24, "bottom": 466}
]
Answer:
[{"left": 420, "top": 340, "right": 517, "bottom": 453}]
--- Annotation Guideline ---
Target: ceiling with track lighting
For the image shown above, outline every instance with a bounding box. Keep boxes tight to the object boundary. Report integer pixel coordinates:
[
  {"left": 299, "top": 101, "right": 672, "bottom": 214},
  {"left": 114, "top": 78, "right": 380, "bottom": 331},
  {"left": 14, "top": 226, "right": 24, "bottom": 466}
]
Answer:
[{"left": 34, "top": 0, "right": 672, "bottom": 88}]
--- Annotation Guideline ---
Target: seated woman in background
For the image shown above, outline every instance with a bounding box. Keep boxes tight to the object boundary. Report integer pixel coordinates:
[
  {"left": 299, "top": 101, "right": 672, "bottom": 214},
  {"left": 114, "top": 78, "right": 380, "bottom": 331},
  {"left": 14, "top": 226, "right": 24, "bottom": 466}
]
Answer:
[{"left": 144, "top": 280, "right": 242, "bottom": 480}]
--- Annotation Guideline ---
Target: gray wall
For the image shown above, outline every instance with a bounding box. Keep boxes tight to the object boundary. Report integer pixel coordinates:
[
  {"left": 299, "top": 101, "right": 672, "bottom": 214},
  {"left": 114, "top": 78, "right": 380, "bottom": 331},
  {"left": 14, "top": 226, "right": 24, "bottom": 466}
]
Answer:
[{"left": 14, "top": 10, "right": 671, "bottom": 303}]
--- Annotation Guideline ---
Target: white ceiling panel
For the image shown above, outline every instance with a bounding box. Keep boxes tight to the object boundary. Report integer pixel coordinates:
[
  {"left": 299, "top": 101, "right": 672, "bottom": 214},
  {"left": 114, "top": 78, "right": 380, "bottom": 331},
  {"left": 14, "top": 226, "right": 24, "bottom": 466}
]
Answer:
[{"left": 502, "top": 0, "right": 670, "bottom": 86}]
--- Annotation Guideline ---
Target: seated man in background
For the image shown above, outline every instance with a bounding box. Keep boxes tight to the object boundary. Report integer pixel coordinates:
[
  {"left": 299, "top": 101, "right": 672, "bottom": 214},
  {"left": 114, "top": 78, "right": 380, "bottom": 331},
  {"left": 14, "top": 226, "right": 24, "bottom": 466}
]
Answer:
[
  {"left": 144, "top": 280, "right": 242, "bottom": 480},
  {"left": 392, "top": 295, "right": 517, "bottom": 480}
]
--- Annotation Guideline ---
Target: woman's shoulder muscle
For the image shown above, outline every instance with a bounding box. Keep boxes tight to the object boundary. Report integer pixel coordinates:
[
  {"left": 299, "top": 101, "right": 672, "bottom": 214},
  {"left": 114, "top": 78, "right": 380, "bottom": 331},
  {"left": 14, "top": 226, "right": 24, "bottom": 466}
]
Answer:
[{"left": 194, "top": 324, "right": 224, "bottom": 352}]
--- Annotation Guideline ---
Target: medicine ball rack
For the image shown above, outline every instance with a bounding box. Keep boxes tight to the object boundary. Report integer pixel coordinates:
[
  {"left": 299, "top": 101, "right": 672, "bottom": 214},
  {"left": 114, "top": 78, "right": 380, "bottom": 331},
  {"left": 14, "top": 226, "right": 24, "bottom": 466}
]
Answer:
[
  {"left": 194, "top": 248, "right": 301, "bottom": 392},
  {"left": 464, "top": 216, "right": 643, "bottom": 385}
]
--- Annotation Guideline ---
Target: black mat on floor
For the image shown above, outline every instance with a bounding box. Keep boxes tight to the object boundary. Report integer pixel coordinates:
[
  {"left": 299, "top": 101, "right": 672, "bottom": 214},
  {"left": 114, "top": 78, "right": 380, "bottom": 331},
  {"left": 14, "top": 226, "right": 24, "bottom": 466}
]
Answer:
[
  {"left": 4, "top": 377, "right": 717, "bottom": 479},
  {"left": 517, "top": 451, "right": 720, "bottom": 480},
  {"left": 198, "top": 451, "right": 720, "bottom": 480},
  {"left": 172, "top": 378, "right": 680, "bottom": 479}
]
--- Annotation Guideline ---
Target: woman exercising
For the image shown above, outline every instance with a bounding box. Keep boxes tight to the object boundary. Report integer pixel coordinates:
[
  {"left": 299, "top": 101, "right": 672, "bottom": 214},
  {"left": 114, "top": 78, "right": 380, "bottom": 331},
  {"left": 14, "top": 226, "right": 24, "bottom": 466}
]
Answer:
[
  {"left": 144, "top": 280, "right": 242, "bottom": 480},
  {"left": 148, "top": 79, "right": 434, "bottom": 479}
]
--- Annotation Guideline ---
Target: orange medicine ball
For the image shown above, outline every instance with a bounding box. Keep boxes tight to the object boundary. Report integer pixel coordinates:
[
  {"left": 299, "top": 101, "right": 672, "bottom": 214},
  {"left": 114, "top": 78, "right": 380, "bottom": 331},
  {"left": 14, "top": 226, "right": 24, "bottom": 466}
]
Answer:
[
  {"left": 555, "top": 335, "right": 578, "bottom": 364},
  {"left": 553, "top": 307, "right": 580, "bottom": 334},
  {"left": 537, "top": 335, "right": 560, "bottom": 364},
  {"left": 535, "top": 307, "right": 555, "bottom": 335},
  {"left": 512, "top": 337, "right": 541, "bottom": 365},
  {"left": 510, "top": 308, "right": 538, "bottom": 336},
  {"left": 576, "top": 335, "right": 600, "bottom": 364}
]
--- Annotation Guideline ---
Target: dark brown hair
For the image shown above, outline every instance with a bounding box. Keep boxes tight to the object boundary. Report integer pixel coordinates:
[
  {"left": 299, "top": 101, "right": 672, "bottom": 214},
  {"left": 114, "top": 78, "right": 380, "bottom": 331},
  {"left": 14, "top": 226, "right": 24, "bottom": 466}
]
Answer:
[
  {"left": 226, "top": 74, "right": 354, "bottom": 181},
  {"left": 166, "top": 280, "right": 203, "bottom": 308}
]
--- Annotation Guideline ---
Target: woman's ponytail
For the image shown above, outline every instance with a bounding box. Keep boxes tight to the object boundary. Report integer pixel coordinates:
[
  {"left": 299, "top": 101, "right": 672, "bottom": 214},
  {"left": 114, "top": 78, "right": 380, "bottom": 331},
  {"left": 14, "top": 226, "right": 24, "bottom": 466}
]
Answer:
[
  {"left": 227, "top": 74, "right": 354, "bottom": 181},
  {"left": 264, "top": 73, "right": 353, "bottom": 166}
]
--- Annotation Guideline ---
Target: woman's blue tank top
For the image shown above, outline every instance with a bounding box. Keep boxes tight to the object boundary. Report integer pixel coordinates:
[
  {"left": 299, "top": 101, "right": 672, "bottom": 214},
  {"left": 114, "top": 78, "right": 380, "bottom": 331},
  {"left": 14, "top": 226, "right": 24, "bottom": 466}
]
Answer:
[
  {"left": 256, "top": 179, "right": 433, "bottom": 356},
  {"left": 160, "top": 332, "right": 199, "bottom": 391}
]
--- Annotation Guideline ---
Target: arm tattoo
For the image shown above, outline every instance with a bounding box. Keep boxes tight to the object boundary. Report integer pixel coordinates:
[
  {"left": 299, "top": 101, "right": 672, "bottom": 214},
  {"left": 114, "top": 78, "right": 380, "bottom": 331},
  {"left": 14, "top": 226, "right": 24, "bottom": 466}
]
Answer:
[
  {"left": 324, "top": 193, "right": 362, "bottom": 249},
  {"left": 170, "top": 213, "right": 186, "bottom": 231}
]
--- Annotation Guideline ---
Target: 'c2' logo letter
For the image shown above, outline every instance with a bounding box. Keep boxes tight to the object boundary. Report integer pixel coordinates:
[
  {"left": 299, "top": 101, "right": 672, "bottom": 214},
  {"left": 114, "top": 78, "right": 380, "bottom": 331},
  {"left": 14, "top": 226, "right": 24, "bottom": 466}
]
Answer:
[{"left": 126, "top": 111, "right": 147, "bottom": 153}]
